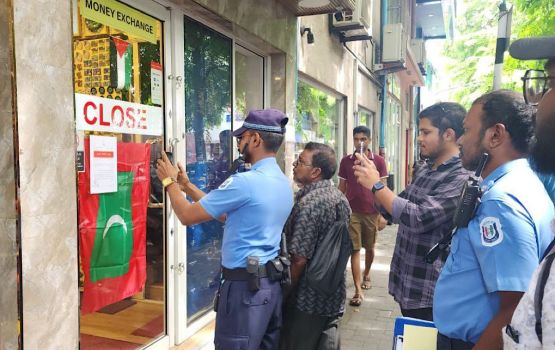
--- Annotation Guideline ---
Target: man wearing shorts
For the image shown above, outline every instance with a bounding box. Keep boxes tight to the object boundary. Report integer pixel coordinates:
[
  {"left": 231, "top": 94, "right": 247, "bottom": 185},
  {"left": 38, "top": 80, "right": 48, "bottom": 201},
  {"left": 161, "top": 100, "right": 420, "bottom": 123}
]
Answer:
[{"left": 339, "top": 126, "right": 387, "bottom": 306}]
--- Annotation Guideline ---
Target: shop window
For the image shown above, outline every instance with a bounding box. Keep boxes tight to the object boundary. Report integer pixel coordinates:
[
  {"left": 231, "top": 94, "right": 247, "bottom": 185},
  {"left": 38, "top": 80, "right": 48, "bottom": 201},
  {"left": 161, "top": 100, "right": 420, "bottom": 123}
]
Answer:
[
  {"left": 384, "top": 95, "right": 402, "bottom": 192},
  {"left": 72, "top": 0, "right": 166, "bottom": 348},
  {"left": 183, "top": 16, "right": 232, "bottom": 322},
  {"left": 234, "top": 45, "right": 264, "bottom": 122},
  {"left": 295, "top": 80, "right": 344, "bottom": 182}
]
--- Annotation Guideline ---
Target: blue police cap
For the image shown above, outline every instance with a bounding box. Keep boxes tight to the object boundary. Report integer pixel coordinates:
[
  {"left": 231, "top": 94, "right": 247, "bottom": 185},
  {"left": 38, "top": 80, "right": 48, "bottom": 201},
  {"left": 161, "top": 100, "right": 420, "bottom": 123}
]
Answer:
[{"left": 232, "top": 109, "right": 288, "bottom": 137}]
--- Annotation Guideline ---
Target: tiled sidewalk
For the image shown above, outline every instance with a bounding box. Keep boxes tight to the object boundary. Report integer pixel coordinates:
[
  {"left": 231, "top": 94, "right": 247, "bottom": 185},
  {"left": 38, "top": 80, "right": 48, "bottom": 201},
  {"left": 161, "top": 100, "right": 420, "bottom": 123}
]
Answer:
[{"left": 340, "top": 224, "right": 400, "bottom": 350}]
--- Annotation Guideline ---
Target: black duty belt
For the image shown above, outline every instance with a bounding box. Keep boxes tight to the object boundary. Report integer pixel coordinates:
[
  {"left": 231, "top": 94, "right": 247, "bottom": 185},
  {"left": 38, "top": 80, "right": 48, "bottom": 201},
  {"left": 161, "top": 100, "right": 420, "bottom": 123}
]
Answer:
[
  {"left": 437, "top": 333, "right": 474, "bottom": 350},
  {"left": 222, "top": 265, "right": 268, "bottom": 280}
]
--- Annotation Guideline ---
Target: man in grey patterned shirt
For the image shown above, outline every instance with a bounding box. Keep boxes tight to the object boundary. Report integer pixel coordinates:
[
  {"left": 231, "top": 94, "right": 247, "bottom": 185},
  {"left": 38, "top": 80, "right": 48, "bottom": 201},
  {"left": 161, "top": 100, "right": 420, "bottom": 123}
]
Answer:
[
  {"left": 279, "top": 142, "right": 351, "bottom": 350},
  {"left": 353, "top": 102, "right": 471, "bottom": 321}
]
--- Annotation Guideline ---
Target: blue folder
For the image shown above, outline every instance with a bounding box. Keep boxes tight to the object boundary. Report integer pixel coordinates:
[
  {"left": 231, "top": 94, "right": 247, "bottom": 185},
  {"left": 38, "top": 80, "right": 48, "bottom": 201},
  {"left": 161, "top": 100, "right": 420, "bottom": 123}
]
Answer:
[{"left": 392, "top": 317, "right": 436, "bottom": 350}]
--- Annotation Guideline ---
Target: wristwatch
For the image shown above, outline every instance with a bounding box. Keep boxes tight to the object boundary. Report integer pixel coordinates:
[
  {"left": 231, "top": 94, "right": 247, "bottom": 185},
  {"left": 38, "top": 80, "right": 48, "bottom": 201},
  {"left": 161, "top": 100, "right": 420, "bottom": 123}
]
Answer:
[
  {"left": 162, "top": 177, "right": 177, "bottom": 188},
  {"left": 371, "top": 181, "right": 385, "bottom": 194}
]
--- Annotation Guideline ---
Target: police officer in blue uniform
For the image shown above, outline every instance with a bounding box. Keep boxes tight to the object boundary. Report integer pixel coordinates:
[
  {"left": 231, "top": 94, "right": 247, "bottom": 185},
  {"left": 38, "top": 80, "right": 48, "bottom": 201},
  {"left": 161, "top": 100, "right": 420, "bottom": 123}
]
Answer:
[
  {"left": 156, "top": 109, "right": 294, "bottom": 350},
  {"left": 433, "top": 90, "right": 554, "bottom": 350}
]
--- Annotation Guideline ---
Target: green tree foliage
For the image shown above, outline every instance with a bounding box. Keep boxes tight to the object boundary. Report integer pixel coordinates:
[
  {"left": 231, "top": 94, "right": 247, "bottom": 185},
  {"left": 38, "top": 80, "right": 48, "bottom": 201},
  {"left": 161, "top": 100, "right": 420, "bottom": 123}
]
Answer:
[
  {"left": 296, "top": 82, "right": 338, "bottom": 144},
  {"left": 184, "top": 18, "right": 231, "bottom": 161},
  {"left": 442, "top": 0, "right": 555, "bottom": 107}
]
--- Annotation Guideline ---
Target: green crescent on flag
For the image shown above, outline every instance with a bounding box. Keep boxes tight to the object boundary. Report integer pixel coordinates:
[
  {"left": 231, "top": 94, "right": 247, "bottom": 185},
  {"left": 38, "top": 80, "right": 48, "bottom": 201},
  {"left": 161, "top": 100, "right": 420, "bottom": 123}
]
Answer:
[
  {"left": 110, "top": 37, "right": 132, "bottom": 90},
  {"left": 79, "top": 140, "right": 149, "bottom": 314},
  {"left": 90, "top": 171, "right": 134, "bottom": 282}
]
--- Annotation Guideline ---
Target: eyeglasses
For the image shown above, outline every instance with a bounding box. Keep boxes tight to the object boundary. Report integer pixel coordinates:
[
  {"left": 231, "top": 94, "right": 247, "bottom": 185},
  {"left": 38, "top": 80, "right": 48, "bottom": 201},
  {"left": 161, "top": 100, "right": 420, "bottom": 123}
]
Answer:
[
  {"left": 236, "top": 132, "right": 252, "bottom": 143},
  {"left": 522, "top": 69, "right": 554, "bottom": 106},
  {"left": 292, "top": 157, "right": 313, "bottom": 167}
]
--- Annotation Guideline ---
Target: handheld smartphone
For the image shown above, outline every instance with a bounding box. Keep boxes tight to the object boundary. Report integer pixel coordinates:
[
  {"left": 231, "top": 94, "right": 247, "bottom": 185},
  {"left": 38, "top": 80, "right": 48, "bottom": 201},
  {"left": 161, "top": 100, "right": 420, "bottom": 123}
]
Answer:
[
  {"left": 351, "top": 141, "right": 365, "bottom": 159},
  {"left": 161, "top": 151, "right": 173, "bottom": 164},
  {"left": 154, "top": 151, "right": 173, "bottom": 169}
]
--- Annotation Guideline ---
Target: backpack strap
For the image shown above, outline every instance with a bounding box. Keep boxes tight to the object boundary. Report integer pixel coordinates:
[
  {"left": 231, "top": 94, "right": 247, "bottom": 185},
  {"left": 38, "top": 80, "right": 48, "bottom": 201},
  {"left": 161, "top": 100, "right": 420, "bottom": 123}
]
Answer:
[{"left": 534, "top": 240, "right": 555, "bottom": 343}]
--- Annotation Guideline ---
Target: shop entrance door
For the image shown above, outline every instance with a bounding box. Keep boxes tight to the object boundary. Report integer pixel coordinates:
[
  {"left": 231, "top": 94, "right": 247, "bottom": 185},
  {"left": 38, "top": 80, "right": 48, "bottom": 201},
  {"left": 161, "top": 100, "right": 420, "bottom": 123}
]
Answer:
[
  {"left": 173, "top": 15, "right": 233, "bottom": 343},
  {"left": 173, "top": 14, "right": 267, "bottom": 342},
  {"left": 73, "top": 0, "right": 173, "bottom": 349}
]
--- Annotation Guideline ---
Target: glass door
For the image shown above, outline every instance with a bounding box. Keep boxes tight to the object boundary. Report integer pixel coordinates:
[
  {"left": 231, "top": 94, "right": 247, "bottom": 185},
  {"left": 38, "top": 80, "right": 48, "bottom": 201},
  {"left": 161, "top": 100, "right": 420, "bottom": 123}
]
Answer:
[
  {"left": 174, "top": 15, "right": 233, "bottom": 343},
  {"left": 73, "top": 0, "right": 172, "bottom": 348},
  {"left": 174, "top": 18, "right": 267, "bottom": 343}
]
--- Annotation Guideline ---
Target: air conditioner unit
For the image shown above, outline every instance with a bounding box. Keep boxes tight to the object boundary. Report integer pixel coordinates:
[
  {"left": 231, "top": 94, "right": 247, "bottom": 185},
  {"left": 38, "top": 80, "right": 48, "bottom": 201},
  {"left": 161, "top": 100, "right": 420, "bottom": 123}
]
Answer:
[
  {"left": 382, "top": 23, "right": 405, "bottom": 63},
  {"left": 410, "top": 39, "right": 426, "bottom": 68},
  {"left": 332, "top": 0, "right": 372, "bottom": 35}
]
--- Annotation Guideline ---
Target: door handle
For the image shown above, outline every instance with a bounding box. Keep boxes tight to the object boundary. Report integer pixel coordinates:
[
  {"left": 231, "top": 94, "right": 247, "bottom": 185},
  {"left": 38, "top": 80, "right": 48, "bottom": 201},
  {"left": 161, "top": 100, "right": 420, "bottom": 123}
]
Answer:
[
  {"left": 167, "top": 75, "right": 183, "bottom": 89},
  {"left": 169, "top": 137, "right": 179, "bottom": 153},
  {"left": 176, "top": 262, "right": 185, "bottom": 274}
]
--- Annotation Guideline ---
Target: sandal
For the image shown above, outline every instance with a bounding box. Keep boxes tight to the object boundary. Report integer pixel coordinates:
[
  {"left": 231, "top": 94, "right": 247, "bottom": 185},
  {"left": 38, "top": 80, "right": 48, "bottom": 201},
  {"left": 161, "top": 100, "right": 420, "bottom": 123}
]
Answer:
[
  {"left": 349, "top": 293, "right": 364, "bottom": 307},
  {"left": 361, "top": 276, "right": 372, "bottom": 290}
]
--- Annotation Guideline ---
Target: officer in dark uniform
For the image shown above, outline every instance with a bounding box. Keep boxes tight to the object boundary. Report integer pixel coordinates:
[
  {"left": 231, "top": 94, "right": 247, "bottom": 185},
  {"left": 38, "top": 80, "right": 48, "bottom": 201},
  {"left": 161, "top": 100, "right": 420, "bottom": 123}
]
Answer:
[{"left": 156, "top": 109, "right": 294, "bottom": 350}]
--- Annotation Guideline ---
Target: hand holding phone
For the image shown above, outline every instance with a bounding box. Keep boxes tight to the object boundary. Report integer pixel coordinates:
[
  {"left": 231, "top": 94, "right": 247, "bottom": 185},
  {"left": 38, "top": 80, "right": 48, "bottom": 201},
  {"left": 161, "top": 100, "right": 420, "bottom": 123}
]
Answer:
[
  {"left": 161, "top": 151, "right": 173, "bottom": 164},
  {"left": 155, "top": 150, "right": 178, "bottom": 182}
]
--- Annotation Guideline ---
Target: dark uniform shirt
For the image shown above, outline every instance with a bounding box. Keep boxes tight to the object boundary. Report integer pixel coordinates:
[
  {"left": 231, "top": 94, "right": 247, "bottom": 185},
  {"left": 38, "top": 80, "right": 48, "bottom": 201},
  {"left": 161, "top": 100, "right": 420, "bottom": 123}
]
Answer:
[{"left": 284, "top": 180, "right": 351, "bottom": 316}]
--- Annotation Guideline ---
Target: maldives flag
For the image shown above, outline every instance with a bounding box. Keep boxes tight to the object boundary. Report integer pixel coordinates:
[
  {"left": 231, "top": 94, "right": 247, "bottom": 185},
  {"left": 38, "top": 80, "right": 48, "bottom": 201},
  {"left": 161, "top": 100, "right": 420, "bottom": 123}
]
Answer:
[
  {"left": 79, "top": 139, "right": 151, "bottom": 314},
  {"left": 110, "top": 37, "right": 132, "bottom": 90}
]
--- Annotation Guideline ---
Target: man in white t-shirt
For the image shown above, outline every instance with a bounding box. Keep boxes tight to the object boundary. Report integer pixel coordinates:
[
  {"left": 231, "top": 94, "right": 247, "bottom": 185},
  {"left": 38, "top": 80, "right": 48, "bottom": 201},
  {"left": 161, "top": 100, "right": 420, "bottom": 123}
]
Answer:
[{"left": 503, "top": 37, "right": 555, "bottom": 349}]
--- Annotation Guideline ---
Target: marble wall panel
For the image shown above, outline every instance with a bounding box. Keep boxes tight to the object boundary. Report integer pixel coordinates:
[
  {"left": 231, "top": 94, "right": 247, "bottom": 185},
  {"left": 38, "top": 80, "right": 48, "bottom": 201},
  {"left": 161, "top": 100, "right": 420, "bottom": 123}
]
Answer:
[
  {"left": 12, "top": 0, "right": 78, "bottom": 348},
  {"left": 0, "top": 0, "right": 19, "bottom": 349},
  {"left": 186, "top": 0, "right": 296, "bottom": 55}
]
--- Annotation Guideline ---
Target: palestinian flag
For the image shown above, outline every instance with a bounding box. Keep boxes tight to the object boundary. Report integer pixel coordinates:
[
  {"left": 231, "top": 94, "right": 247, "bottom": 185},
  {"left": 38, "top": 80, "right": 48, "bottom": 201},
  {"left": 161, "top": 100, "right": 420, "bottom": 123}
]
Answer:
[
  {"left": 78, "top": 139, "right": 150, "bottom": 314},
  {"left": 110, "top": 37, "right": 132, "bottom": 90}
]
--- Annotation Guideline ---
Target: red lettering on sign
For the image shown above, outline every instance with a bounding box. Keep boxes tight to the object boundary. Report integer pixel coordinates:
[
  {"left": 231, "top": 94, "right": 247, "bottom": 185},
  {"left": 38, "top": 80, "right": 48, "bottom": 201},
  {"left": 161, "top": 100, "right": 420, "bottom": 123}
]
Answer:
[
  {"left": 138, "top": 109, "right": 147, "bottom": 129},
  {"left": 98, "top": 104, "right": 110, "bottom": 126},
  {"left": 84, "top": 101, "right": 97, "bottom": 125},
  {"left": 125, "top": 108, "right": 136, "bottom": 129},
  {"left": 111, "top": 105, "right": 124, "bottom": 127}
]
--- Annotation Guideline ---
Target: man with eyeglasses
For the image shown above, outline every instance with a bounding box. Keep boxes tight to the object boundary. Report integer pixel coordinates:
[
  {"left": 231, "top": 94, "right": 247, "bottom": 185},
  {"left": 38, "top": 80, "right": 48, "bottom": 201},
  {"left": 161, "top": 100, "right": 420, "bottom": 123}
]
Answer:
[
  {"left": 519, "top": 57, "right": 555, "bottom": 205},
  {"left": 156, "top": 109, "right": 293, "bottom": 350},
  {"left": 502, "top": 36, "right": 555, "bottom": 349},
  {"left": 351, "top": 90, "right": 553, "bottom": 349},
  {"left": 280, "top": 142, "right": 350, "bottom": 350}
]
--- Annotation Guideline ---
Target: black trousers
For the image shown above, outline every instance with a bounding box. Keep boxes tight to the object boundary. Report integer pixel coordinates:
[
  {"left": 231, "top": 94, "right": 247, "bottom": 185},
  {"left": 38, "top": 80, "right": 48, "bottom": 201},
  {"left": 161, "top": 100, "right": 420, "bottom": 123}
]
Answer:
[
  {"left": 436, "top": 333, "right": 475, "bottom": 350},
  {"left": 400, "top": 307, "right": 434, "bottom": 322},
  {"left": 279, "top": 299, "right": 341, "bottom": 350},
  {"left": 214, "top": 278, "right": 282, "bottom": 350}
]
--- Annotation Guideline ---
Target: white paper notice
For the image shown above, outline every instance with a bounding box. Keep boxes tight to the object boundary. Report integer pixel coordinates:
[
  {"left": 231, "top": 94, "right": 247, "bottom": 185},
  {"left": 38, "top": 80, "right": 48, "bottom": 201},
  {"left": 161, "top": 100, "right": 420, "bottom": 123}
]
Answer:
[
  {"left": 150, "top": 61, "right": 163, "bottom": 106},
  {"left": 90, "top": 135, "right": 117, "bottom": 194}
]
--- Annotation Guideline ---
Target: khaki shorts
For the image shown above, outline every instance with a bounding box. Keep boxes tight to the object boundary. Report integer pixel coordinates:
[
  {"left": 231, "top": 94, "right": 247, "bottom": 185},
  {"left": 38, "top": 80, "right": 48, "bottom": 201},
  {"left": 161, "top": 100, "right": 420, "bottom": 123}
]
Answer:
[{"left": 348, "top": 212, "right": 380, "bottom": 251}]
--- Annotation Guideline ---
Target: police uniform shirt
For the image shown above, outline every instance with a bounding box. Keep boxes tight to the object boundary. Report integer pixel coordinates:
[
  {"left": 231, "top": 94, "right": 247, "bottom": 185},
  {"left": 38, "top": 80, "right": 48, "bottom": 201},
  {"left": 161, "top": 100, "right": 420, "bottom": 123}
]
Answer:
[
  {"left": 199, "top": 157, "right": 293, "bottom": 269},
  {"left": 434, "top": 159, "right": 554, "bottom": 344}
]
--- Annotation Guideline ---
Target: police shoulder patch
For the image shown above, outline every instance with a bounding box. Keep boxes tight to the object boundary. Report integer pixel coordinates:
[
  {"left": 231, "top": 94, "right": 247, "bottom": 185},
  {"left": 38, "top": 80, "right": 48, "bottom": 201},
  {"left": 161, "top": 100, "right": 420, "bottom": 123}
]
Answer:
[
  {"left": 480, "top": 216, "right": 504, "bottom": 247},
  {"left": 218, "top": 177, "right": 234, "bottom": 190}
]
